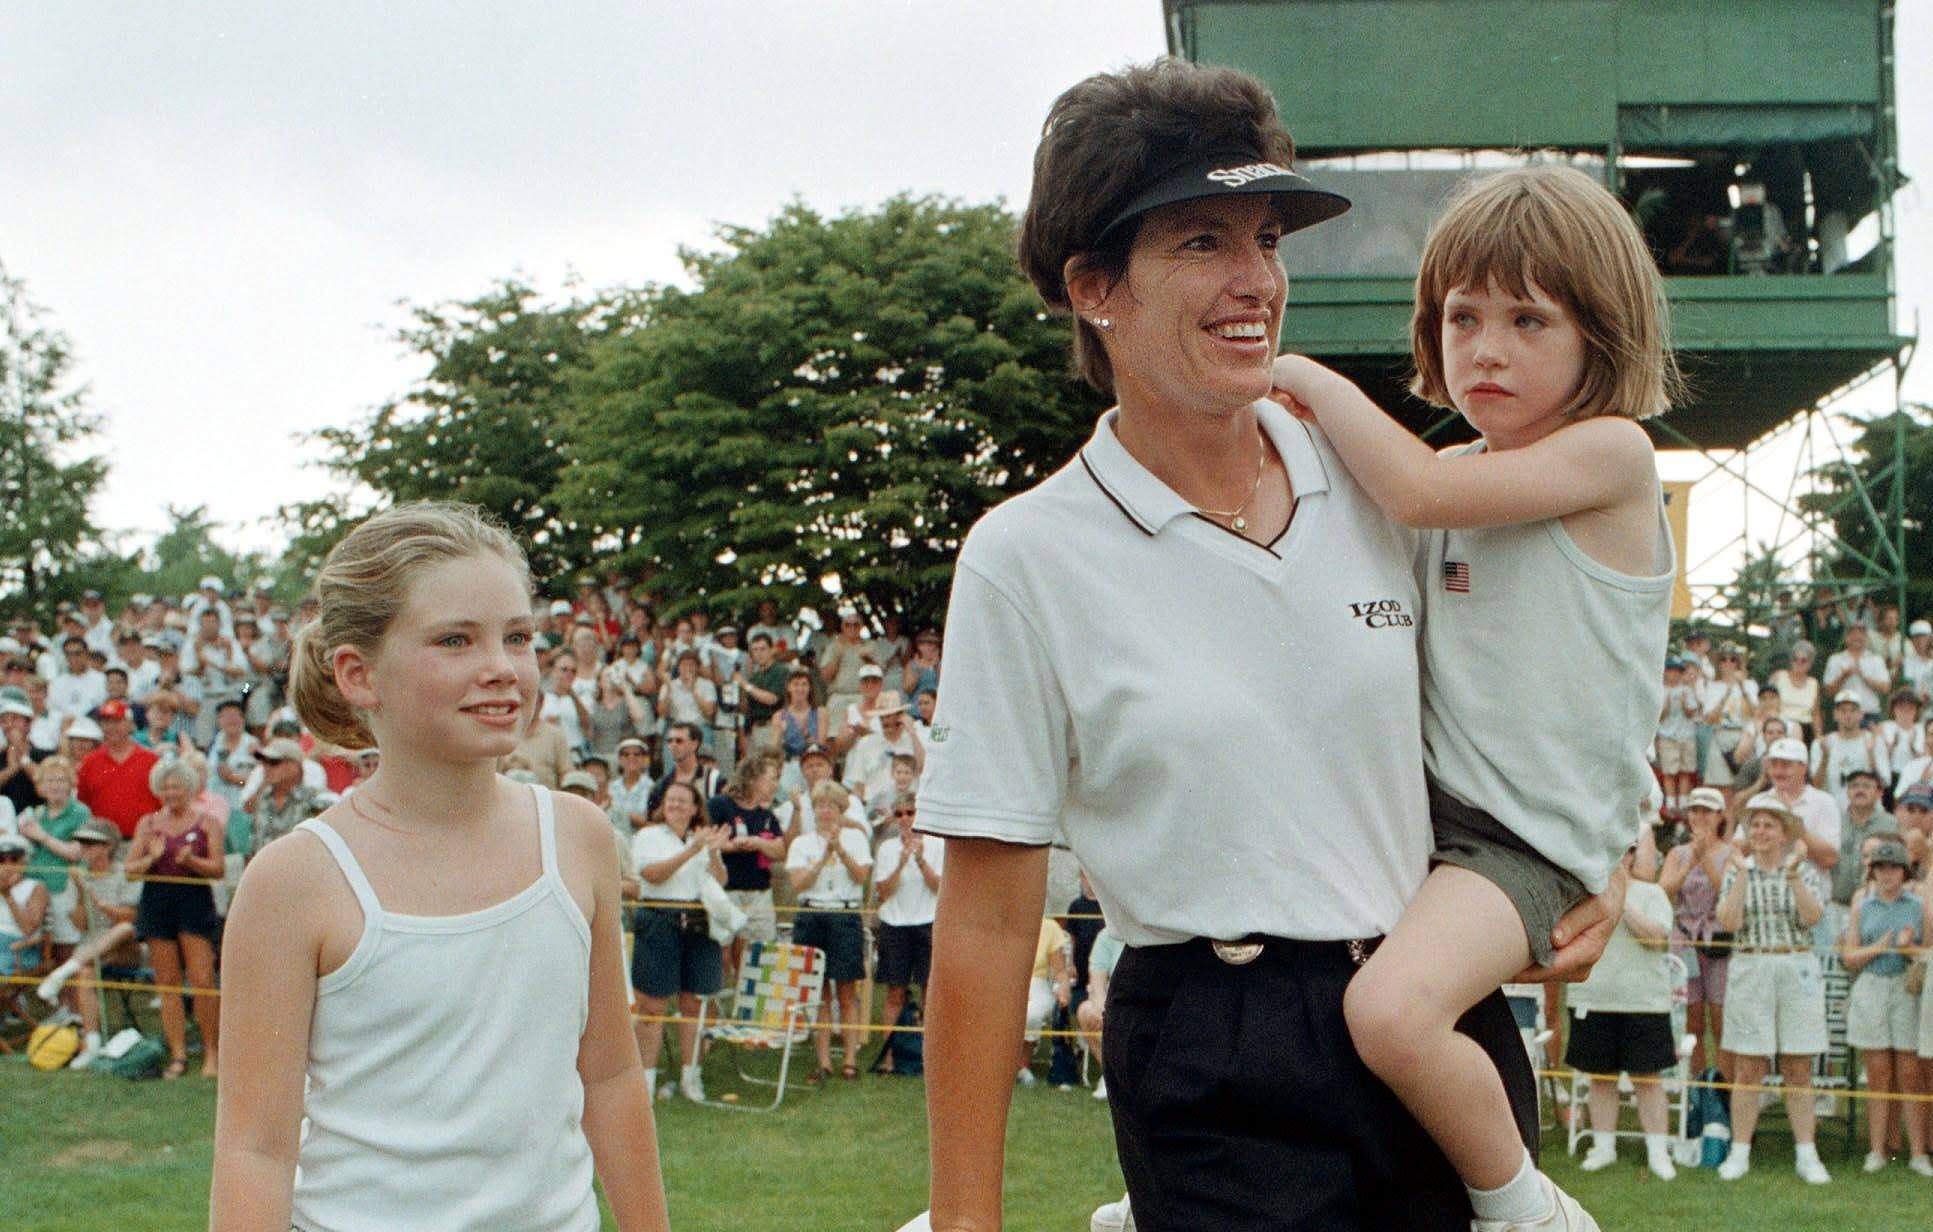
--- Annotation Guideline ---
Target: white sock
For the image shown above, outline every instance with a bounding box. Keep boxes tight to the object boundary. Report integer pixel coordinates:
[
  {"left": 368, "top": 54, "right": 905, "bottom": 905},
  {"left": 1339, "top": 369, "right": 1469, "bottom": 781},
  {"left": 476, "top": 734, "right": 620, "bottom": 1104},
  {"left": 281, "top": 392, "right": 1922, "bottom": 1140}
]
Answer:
[
  {"left": 643, "top": 1066, "right": 657, "bottom": 1091},
  {"left": 1467, "top": 1152, "right": 1544, "bottom": 1224},
  {"left": 1795, "top": 1142, "right": 1822, "bottom": 1164},
  {"left": 1590, "top": 1131, "right": 1615, "bottom": 1155},
  {"left": 682, "top": 1063, "right": 702, "bottom": 1081},
  {"left": 83, "top": 1031, "right": 102, "bottom": 1049},
  {"left": 1728, "top": 1142, "right": 1753, "bottom": 1165}
]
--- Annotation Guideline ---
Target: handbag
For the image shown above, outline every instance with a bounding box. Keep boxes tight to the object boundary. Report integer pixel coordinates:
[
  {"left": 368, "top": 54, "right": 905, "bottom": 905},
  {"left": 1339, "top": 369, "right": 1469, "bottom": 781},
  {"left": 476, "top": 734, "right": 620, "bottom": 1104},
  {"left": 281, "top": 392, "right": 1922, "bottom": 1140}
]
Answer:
[{"left": 1694, "top": 930, "right": 1735, "bottom": 961}]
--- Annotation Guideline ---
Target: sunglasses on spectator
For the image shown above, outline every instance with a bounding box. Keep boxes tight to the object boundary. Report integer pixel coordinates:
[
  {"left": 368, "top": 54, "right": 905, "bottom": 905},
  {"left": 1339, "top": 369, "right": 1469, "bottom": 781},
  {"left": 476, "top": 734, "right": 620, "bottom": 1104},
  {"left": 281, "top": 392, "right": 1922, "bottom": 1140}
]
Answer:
[
  {"left": 0, "top": 852, "right": 24, "bottom": 863},
  {"left": 892, "top": 809, "right": 916, "bottom": 818}
]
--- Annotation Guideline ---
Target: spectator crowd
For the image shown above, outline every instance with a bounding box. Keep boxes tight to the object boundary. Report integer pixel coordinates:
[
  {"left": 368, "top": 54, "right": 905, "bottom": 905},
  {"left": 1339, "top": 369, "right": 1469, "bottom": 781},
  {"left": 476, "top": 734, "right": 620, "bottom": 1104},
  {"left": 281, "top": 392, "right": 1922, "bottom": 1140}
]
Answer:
[{"left": 7, "top": 573, "right": 1933, "bottom": 1183}]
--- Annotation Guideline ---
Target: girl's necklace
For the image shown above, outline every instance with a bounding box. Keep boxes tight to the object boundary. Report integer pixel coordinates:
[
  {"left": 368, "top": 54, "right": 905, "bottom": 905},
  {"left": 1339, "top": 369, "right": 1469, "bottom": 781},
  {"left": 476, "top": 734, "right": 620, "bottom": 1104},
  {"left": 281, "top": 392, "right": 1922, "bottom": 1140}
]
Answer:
[
  {"left": 1193, "top": 432, "right": 1267, "bottom": 532},
  {"left": 349, "top": 791, "right": 429, "bottom": 839}
]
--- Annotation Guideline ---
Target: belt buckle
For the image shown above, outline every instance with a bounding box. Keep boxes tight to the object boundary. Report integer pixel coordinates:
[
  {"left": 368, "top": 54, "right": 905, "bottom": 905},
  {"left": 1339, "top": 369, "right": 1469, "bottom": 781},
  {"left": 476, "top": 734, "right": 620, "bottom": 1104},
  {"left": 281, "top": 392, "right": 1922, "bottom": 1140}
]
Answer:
[{"left": 1210, "top": 938, "right": 1264, "bottom": 965}]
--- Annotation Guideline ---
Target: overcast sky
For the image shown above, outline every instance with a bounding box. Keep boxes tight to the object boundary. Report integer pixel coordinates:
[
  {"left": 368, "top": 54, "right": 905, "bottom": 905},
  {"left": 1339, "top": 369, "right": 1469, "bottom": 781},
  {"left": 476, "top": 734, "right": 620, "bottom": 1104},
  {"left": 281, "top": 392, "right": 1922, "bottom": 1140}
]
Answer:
[{"left": 3, "top": 2, "right": 1928, "bottom": 564}]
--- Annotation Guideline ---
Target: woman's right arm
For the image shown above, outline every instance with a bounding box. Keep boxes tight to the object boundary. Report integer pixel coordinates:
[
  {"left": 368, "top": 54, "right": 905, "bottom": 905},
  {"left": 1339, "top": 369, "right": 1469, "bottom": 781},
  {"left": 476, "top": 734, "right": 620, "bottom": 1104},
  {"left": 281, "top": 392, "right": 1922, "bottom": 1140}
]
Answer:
[
  {"left": 926, "top": 836, "right": 1049, "bottom": 1231},
  {"left": 210, "top": 836, "right": 326, "bottom": 1230},
  {"left": 124, "top": 816, "right": 158, "bottom": 874},
  {"left": 1715, "top": 861, "right": 1749, "bottom": 933},
  {"left": 637, "top": 837, "right": 699, "bottom": 886}
]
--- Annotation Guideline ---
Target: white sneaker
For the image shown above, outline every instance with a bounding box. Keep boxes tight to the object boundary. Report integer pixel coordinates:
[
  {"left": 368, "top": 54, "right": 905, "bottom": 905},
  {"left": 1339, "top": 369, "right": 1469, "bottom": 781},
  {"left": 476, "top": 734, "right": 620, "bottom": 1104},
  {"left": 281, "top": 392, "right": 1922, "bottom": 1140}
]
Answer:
[
  {"left": 656, "top": 1080, "right": 678, "bottom": 1102},
  {"left": 1471, "top": 1172, "right": 1599, "bottom": 1232},
  {"left": 37, "top": 959, "right": 80, "bottom": 1003},
  {"left": 1863, "top": 1152, "right": 1888, "bottom": 1174},
  {"left": 1644, "top": 1144, "right": 1676, "bottom": 1182},
  {"left": 1717, "top": 1148, "right": 1751, "bottom": 1181},
  {"left": 68, "top": 1045, "right": 101, "bottom": 1071},
  {"left": 1015, "top": 1069, "right": 1036, "bottom": 1087},
  {"left": 1093, "top": 1076, "right": 1108, "bottom": 1101},
  {"left": 680, "top": 1065, "right": 706, "bottom": 1103},
  {"left": 1090, "top": 1193, "right": 1135, "bottom": 1232},
  {"left": 1795, "top": 1153, "right": 1832, "bottom": 1185},
  {"left": 1578, "top": 1145, "right": 1617, "bottom": 1173},
  {"left": 1909, "top": 1155, "right": 1933, "bottom": 1178}
]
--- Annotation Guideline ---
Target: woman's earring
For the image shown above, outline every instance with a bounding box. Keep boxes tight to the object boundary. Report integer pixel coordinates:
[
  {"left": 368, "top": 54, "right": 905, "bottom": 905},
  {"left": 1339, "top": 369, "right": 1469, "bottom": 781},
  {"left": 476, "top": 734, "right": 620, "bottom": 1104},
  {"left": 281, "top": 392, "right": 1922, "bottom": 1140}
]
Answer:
[{"left": 1091, "top": 317, "right": 1111, "bottom": 330}]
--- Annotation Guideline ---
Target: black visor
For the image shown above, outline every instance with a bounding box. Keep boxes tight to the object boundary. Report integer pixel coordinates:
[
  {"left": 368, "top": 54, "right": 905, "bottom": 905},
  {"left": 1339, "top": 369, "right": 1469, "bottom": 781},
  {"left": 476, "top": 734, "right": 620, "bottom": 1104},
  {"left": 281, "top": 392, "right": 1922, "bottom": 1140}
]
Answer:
[{"left": 1096, "top": 148, "right": 1351, "bottom": 243}]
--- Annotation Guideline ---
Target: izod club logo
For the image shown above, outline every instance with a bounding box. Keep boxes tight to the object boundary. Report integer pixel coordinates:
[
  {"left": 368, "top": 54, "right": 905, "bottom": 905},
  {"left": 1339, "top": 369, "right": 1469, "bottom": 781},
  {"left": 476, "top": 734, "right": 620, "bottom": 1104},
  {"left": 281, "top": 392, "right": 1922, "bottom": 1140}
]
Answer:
[{"left": 1348, "top": 599, "right": 1412, "bottom": 629}]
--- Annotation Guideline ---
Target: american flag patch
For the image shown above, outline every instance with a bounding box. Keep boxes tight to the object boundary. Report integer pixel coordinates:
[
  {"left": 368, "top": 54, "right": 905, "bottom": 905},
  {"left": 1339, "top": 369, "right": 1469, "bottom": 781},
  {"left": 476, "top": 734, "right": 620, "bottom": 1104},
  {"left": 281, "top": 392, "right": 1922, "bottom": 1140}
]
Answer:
[{"left": 1443, "top": 561, "right": 1471, "bottom": 593}]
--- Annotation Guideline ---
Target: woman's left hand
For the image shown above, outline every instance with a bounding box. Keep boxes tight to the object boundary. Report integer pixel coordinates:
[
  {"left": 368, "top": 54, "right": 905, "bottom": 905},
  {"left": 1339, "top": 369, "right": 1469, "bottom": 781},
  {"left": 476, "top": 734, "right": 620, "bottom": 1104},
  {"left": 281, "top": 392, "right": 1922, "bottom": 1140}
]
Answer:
[{"left": 1515, "top": 863, "right": 1628, "bottom": 982}]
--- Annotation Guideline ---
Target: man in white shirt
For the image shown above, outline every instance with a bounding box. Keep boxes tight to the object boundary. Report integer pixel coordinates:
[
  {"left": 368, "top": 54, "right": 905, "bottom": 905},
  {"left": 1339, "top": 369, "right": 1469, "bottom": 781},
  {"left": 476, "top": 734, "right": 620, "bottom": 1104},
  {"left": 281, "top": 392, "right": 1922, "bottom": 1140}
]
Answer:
[
  {"left": 1824, "top": 624, "right": 1891, "bottom": 722},
  {"left": 844, "top": 692, "right": 924, "bottom": 811},
  {"left": 1811, "top": 691, "right": 1890, "bottom": 813},
  {"left": 46, "top": 637, "right": 107, "bottom": 728},
  {"left": 840, "top": 664, "right": 888, "bottom": 748},
  {"left": 775, "top": 743, "right": 865, "bottom": 838},
  {"left": 110, "top": 632, "right": 162, "bottom": 702},
  {"left": 78, "top": 591, "right": 116, "bottom": 658},
  {"left": 1904, "top": 620, "right": 1933, "bottom": 703},
  {"left": 184, "top": 576, "right": 234, "bottom": 637},
  {"left": 1763, "top": 736, "right": 1842, "bottom": 880}
]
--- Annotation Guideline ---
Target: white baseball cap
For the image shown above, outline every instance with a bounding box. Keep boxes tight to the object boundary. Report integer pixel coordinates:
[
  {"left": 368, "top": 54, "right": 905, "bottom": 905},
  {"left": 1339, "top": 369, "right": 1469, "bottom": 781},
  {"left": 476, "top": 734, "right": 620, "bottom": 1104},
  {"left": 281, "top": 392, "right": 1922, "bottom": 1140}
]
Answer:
[{"left": 1765, "top": 737, "right": 1809, "bottom": 763}]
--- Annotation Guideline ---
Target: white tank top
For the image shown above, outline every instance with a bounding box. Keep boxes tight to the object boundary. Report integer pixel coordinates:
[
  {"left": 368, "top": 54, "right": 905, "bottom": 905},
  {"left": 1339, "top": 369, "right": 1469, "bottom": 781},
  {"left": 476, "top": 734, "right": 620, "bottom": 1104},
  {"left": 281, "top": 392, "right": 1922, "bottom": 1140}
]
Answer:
[
  {"left": 290, "top": 785, "right": 597, "bottom": 1232},
  {"left": 1419, "top": 452, "right": 1674, "bottom": 896}
]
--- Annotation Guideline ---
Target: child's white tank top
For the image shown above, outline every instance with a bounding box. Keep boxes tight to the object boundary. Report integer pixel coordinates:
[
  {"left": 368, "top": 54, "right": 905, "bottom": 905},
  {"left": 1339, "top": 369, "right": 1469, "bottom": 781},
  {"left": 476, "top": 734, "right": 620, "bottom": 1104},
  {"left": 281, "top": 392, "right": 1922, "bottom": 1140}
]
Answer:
[{"left": 291, "top": 784, "right": 597, "bottom": 1232}]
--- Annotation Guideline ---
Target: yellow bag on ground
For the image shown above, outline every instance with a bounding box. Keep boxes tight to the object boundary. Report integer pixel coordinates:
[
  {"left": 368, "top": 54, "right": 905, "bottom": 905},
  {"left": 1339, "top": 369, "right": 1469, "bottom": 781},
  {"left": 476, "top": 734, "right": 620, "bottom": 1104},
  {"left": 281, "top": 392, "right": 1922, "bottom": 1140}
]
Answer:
[{"left": 27, "top": 1023, "right": 80, "bottom": 1071}]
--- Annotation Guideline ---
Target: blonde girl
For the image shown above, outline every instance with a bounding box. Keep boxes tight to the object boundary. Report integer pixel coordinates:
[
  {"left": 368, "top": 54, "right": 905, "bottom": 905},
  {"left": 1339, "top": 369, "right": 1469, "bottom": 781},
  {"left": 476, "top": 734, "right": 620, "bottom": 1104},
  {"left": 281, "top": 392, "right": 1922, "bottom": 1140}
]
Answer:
[
  {"left": 211, "top": 502, "right": 667, "bottom": 1231},
  {"left": 1273, "top": 164, "right": 1679, "bottom": 1228}
]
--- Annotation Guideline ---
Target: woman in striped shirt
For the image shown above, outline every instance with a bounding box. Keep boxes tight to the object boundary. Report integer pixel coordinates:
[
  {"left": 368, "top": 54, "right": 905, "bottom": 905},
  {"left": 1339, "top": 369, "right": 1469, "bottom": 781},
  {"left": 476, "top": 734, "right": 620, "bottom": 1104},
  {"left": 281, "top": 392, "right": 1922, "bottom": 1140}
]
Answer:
[{"left": 1713, "top": 792, "right": 1830, "bottom": 1183}]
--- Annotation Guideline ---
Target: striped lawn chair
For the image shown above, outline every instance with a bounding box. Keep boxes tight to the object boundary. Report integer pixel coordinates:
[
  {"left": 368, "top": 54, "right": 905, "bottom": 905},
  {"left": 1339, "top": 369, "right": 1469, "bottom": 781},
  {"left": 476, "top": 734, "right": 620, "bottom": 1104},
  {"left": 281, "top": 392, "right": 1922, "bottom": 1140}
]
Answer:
[{"left": 693, "top": 941, "right": 826, "bottom": 1111}]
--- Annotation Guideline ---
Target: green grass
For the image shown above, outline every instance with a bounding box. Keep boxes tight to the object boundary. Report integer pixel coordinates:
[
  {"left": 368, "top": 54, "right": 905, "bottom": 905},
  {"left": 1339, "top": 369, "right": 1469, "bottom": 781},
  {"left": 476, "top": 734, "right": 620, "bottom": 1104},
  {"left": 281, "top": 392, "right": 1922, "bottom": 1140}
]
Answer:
[{"left": 2, "top": 1045, "right": 1918, "bottom": 1231}]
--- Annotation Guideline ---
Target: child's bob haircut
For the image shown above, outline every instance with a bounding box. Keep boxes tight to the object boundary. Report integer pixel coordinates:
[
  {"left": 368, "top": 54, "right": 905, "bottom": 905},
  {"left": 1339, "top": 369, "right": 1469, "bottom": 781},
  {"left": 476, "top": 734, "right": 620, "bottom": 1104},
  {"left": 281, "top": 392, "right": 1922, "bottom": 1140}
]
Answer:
[
  {"left": 1410, "top": 163, "right": 1684, "bottom": 423},
  {"left": 290, "top": 501, "right": 530, "bottom": 750}
]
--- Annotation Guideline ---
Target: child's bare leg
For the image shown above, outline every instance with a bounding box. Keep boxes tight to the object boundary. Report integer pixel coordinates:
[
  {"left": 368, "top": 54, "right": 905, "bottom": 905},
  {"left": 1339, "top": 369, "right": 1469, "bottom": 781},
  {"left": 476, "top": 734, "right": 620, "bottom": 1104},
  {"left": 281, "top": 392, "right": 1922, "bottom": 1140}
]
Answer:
[{"left": 1344, "top": 865, "right": 1533, "bottom": 1188}]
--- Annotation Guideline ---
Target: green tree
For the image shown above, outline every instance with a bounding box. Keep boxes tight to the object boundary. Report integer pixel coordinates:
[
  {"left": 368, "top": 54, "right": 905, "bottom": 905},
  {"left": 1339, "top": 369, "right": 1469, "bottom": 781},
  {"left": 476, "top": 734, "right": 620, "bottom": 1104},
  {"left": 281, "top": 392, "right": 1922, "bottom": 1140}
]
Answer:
[
  {"left": 558, "top": 196, "right": 1104, "bottom": 626},
  {"left": 1799, "top": 404, "right": 1933, "bottom": 615},
  {"left": 0, "top": 265, "right": 112, "bottom": 617},
  {"left": 133, "top": 505, "right": 269, "bottom": 605},
  {"left": 310, "top": 280, "right": 642, "bottom": 583}
]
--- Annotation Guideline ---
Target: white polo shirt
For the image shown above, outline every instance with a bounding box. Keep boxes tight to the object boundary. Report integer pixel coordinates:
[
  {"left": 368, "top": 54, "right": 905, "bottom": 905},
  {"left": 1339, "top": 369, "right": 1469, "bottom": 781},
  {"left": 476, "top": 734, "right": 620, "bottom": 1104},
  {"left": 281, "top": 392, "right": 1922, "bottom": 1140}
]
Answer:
[{"left": 918, "top": 403, "right": 1430, "bottom": 948}]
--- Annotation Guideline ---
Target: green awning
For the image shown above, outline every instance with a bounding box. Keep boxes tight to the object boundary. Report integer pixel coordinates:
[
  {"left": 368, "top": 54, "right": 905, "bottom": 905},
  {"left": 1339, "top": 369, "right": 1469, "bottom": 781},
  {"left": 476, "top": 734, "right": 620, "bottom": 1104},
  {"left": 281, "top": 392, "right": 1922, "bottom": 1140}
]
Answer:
[{"left": 1620, "top": 104, "right": 1874, "bottom": 148}]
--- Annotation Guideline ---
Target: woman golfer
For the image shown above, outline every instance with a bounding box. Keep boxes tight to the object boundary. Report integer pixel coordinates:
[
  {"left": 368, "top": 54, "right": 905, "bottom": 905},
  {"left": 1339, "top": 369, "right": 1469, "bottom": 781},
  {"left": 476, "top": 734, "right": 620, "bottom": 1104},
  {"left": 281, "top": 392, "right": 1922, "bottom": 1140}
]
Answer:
[{"left": 907, "top": 59, "right": 1614, "bottom": 1232}]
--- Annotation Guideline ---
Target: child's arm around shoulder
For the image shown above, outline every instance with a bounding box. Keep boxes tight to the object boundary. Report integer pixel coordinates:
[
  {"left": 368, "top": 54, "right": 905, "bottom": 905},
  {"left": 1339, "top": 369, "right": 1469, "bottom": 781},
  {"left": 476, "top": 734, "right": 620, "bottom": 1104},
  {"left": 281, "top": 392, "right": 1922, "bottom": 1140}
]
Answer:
[
  {"left": 209, "top": 829, "right": 338, "bottom": 1230},
  {"left": 1271, "top": 353, "right": 1655, "bottom": 531},
  {"left": 552, "top": 791, "right": 670, "bottom": 1232}
]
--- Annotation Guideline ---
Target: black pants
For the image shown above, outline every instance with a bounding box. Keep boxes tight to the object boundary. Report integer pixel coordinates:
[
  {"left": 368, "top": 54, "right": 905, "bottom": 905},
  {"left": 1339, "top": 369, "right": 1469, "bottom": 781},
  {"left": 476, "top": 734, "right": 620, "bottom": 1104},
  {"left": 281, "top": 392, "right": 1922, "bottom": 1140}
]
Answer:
[{"left": 1104, "top": 937, "right": 1537, "bottom": 1232}]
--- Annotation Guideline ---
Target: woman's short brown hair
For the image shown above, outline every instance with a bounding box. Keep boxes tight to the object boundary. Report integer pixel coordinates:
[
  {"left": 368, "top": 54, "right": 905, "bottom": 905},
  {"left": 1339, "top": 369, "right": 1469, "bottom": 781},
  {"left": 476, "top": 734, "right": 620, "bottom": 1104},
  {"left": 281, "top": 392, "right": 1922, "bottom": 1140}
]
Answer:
[
  {"left": 1410, "top": 164, "right": 1684, "bottom": 422},
  {"left": 1017, "top": 57, "right": 1297, "bottom": 396}
]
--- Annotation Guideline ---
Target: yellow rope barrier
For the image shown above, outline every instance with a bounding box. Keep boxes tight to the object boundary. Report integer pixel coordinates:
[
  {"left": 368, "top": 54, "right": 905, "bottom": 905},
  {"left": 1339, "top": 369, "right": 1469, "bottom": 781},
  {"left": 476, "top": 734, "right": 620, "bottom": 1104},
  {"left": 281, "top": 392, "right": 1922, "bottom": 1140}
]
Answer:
[{"left": 17, "top": 969, "right": 1933, "bottom": 1106}]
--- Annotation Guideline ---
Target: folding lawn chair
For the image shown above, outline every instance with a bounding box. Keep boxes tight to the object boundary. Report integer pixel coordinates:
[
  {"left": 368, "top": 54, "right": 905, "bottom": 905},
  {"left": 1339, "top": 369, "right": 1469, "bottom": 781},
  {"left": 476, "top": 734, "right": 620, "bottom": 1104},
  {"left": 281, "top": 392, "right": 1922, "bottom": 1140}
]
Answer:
[{"left": 692, "top": 940, "right": 826, "bottom": 1111}]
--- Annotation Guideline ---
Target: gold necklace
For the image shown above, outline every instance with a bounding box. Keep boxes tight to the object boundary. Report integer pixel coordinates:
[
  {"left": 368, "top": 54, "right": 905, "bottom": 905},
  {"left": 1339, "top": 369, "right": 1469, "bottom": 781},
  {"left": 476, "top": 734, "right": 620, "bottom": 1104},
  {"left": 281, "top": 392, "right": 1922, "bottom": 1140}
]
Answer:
[{"left": 1194, "top": 433, "right": 1267, "bottom": 532}]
